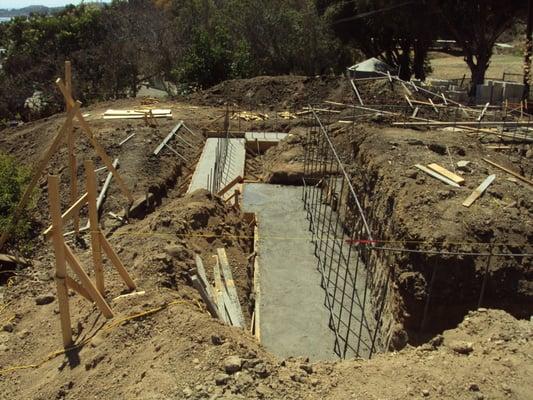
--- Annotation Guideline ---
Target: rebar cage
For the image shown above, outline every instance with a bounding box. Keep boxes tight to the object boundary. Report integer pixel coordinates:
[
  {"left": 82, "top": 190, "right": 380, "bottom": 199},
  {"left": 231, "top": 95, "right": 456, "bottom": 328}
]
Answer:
[{"left": 302, "top": 107, "right": 532, "bottom": 360}]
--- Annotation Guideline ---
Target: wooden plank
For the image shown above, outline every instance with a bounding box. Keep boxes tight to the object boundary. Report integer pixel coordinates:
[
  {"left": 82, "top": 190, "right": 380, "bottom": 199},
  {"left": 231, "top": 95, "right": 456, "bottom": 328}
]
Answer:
[
  {"left": 428, "top": 98, "right": 439, "bottom": 113},
  {"left": 253, "top": 224, "right": 261, "bottom": 341},
  {"left": 213, "top": 257, "right": 229, "bottom": 324},
  {"left": 85, "top": 160, "right": 105, "bottom": 294},
  {"left": 153, "top": 121, "right": 183, "bottom": 155},
  {"left": 63, "top": 243, "right": 114, "bottom": 318},
  {"left": 47, "top": 175, "right": 73, "bottom": 347},
  {"left": 392, "top": 121, "right": 533, "bottom": 127},
  {"left": 405, "top": 95, "right": 413, "bottom": 109},
  {"left": 43, "top": 192, "right": 89, "bottom": 238},
  {"left": 350, "top": 79, "right": 364, "bottom": 106},
  {"left": 217, "top": 175, "right": 243, "bottom": 197},
  {"left": 56, "top": 79, "right": 134, "bottom": 203},
  {"left": 0, "top": 254, "right": 32, "bottom": 266},
  {"left": 195, "top": 254, "right": 214, "bottom": 300},
  {"left": 119, "top": 133, "right": 136, "bottom": 146},
  {"left": 99, "top": 234, "right": 136, "bottom": 290},
  {"left": 477, "top": 102, "right": 490, "bottom": 121},
  {"left": 427, "top": 163, "right": 465, "bottom": 185},
  {"left": 96, "top": 158, "right": 119, "bottom": 212},
  {"left": 414, "top": 164, "right": 461, "bottom": 188},
  {"left": 191, "top": 275, "right": 220, "bottom": 319},
  {"left": 412, "top": 107, "right": 419, "bottom": 118},
  {"left": 462, "top": 175, "right": 496, "bottom": 207},
  {"left": 216, "top": 248, "right": 245, "bottom": 327},
  {"left": 482, "top": 158, "right": 533, "bottom": 186},
  {"left": 65, "top": 276, "right": 92, "bottom": 302}
]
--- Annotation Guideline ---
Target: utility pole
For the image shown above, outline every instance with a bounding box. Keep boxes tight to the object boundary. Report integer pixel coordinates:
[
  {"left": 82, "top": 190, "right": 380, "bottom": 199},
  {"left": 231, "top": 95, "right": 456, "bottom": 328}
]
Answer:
[{"left": 524, "top": 0, "right": 532, "bottom": 104}]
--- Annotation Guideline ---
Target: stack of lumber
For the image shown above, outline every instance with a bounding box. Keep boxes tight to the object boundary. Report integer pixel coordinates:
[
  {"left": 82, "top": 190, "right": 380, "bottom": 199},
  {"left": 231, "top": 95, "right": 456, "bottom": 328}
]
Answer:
[
  {"left": 231, "top": 111, "right": 268, "bottom": 121},
  {"left": 103, "top": 109, "right": 172, "bottom": 120},
  {"left": 192, "top": 248, "right": 245, "bottom": 328}
]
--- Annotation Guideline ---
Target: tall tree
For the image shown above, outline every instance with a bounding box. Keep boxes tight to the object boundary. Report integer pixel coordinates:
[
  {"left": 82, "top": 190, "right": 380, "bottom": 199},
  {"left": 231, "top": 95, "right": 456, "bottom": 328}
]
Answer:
[
  {"left": 432, "top": 0, "right": 526, "bottom": 96},
  {"left": 318, "top": 0, "right": 433, "bottom": 80}
]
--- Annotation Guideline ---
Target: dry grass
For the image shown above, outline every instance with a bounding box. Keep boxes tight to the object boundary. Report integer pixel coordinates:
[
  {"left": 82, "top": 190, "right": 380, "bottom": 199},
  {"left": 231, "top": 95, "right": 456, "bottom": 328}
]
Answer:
[{"left": 429, "top": 52, "right": 524, "bottom": 81}]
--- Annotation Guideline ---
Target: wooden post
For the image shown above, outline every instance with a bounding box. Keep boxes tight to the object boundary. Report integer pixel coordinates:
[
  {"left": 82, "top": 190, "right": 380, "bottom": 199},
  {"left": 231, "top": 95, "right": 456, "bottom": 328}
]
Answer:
[
  {"left": 47, "top": 175, "right": 73, "bottom": 348},
  {"left": 85, "top": 160, "right": 105, "bottom": 294},
  {"left": 65, "top": 61, "right": 79, "bottom": 235}
]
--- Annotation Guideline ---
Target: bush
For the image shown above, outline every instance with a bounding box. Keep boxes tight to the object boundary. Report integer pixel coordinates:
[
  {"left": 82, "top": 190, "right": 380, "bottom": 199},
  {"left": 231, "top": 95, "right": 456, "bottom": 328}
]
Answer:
[{"left": 0, "top": 153, "right": 35, "bottom": 247}]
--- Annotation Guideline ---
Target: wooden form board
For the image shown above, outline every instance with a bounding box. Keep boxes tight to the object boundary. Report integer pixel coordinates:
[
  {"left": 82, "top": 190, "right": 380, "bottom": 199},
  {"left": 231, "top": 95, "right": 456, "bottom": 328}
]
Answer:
[
  {"left": 427, "top": 163, "right": 465, "bottom": 185},
  {"left": 415, "top": 164, "right": 461, "bottom": 188},
  {"left": 216, "top": 248, "right": 245, "bottom": 327},
  {"left": 153, "top": 121, "right": 183, "bottom": 155},
  {"left": 482, "top": 158, "right": 533, "bottom": 187},
  {"left": 462, "top": 175, "right": 496, "bottom": 207},
  {"left": 192, "top": 275, "right": 219, "bottom": 319},
  {"left": 213, "top": 258, "right": 229, "bottom": 324}
]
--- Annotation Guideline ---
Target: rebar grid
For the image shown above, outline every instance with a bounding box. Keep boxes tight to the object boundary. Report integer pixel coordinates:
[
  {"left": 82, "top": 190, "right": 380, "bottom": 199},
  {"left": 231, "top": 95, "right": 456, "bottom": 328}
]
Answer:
[{"left": 302, "top": 107, "right": 532, "bottom": 360}]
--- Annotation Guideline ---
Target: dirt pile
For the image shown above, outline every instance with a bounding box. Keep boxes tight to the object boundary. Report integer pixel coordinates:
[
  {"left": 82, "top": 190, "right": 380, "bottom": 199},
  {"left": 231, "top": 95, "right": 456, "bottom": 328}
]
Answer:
[{"left": 187, "top": 75, "right": 353, "bottom": 109}]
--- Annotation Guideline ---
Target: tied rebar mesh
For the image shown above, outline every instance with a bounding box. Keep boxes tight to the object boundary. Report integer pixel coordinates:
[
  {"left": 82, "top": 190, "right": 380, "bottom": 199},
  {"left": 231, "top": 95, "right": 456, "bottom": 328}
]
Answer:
[
  {"left": 301, "top": 108, "right": 389, "bottom": 359},
  {"left": 302, "top": 106, "right": 532, "bottom": 360},
  {"left": 206, "top": 134, "right": 229, "bottom": 194}
]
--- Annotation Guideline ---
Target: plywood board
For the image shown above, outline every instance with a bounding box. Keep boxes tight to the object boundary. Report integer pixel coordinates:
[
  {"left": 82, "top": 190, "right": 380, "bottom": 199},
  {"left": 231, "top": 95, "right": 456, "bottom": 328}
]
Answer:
[{"left": 427, "top": 163, "right": 465, "bottom": 185}]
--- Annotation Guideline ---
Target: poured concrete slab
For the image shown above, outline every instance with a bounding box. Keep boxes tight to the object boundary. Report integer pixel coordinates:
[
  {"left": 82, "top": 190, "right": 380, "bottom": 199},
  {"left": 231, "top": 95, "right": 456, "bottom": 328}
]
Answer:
[
  {"left": 245, "top": 132, "right": 288, "bottom": 152},
  {"left": 187, "top": 138, "right": 245, "bottom": 194},
  {"left": 243, "top": 183, "right": 338, "bottom": 360}
]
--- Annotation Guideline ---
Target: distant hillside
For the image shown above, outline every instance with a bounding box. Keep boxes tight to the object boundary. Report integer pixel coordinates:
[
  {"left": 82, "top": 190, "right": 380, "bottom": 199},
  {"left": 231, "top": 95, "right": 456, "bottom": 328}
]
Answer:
[
  {"left": 0, "top": 6, "right": 63, "bottom": 17},
  {"left": 0, "top": 3, "right": 105, "bottom": 18}
]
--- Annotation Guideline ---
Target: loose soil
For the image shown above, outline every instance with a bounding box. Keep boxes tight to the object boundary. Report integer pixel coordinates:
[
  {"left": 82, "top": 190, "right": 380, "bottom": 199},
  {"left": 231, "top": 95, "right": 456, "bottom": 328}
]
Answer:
[{"left": 0, "top": 76, "right": 531, "bottom": 399}]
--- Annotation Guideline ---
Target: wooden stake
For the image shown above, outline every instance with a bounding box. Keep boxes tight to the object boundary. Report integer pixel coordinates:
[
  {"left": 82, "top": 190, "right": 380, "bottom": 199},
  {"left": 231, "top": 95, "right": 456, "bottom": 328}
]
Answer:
[
  {"left": 56, "top": 79, "right": 134, "bottom": 203},
  {"left": 65, "top": 61, "right": 79, "bottom": 235},
  {"left": 482, "top": 158, "right": 533, "bottom": 186},
  {"left": 99, "top": 234, "right": 136, "bottom": 290},
  {"left": 85, "top": 160, "right": 105, "bottom": 294},
  {"left": 47, "top": 175, "right": 73, "bottom": 348}
]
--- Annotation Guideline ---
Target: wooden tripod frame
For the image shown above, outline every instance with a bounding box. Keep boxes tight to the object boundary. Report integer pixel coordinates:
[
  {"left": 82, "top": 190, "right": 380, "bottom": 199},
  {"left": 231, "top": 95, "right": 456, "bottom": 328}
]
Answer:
[
  {"left": 0, "top": 61, "right": 133, "bottom": 252},
  {"left": 47, "top": 160, "right": 136, "bottom": 348}
]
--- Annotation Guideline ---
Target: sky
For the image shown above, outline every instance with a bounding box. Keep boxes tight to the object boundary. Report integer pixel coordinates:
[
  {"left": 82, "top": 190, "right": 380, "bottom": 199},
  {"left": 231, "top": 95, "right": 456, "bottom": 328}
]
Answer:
[{"left": 0, "top": 0, "right": 110, "bottom": 9}]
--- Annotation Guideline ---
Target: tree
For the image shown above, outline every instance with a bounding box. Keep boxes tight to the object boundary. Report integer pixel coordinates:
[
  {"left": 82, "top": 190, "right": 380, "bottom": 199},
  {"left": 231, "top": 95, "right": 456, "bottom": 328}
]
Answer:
[
  {"left": 432, "top": 0, "right": 527, "bottom": 96},
  {"left": 318, "top": 0, "right": 433, "bottom": 80}
]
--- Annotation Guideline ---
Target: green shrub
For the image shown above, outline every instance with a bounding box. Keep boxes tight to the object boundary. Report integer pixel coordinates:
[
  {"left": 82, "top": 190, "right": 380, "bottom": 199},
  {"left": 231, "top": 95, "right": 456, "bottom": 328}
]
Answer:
[{"left": 0, "top": 153, "right": 35, "bottom": 247}]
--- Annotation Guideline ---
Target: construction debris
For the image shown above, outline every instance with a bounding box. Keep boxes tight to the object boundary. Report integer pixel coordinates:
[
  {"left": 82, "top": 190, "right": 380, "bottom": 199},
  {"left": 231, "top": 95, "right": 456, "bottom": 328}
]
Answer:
[
  {"left": 103, "top": 109, "right": 172, "bottom": 120},
  {"left": 462, "top": 175, "right": 496, "bottom": 207}
]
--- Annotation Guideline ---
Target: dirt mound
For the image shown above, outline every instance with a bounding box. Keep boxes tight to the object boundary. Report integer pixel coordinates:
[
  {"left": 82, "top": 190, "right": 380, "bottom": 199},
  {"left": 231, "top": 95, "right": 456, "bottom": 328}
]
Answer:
[{"left": 187, "top": 75, "right": 353, "bottom": 109}]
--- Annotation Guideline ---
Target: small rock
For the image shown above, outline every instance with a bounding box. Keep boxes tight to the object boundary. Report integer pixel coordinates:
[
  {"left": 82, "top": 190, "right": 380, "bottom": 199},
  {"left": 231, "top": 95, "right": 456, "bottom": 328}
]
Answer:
[
  {"left": 406, "top": 169, "right": 418, "bottom": 179},
  {"left": 215, "top": 373, "right": 230, "bottom": 386},
  {"left": 310, "top": 378, "right": 320, "bottom": 387},
  {"left": 501, "top": 384, "right": 511, "bottom": 393},
  {"left": 299, "top": 363, "right": 313, "bottom": 374},
  {"left": 253, "top": 363, "right": 270, "bottom": 378},
  {"left": 211, "top": 335, "right": 223, "bottom": 345},
  {"left": 35, "top": 293, "right": 55, "bottom": 305},
  {"left": 165, "top": 245, "right": 188, "bottom": 260},
  {"left": 242, "top": 358, "right": 261, "bottom": 369},
  {"left": 224, "top": 356, "right": 242, "bottom": 374},
  {"left": 429, "top": 334, "right": 444, "bottom": 348},
  {"left": 449, "top": 341, "right": 474, "bottom": 355},
  {"left": 469, "top": 383, "right": 480, "bottom": 392},
  {"left": 182, "top": 387, "right": 193, "bottom": 397},
  {"left": 2, "top": 323, "right": 14, "bottom": 333},
  {"left": 422, "top": 389, "right": 430, "bottom": 397},
  {"left": 474, "top": 393, "right": 485, "bottom": 400},
  {"left": 457, "top": 160, "right": 471, "bottom": 171}
]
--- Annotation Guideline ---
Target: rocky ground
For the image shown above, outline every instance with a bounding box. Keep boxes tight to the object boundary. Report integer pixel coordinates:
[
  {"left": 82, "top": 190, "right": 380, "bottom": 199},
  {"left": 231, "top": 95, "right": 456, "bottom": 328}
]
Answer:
[{"left": 0, "top": 75, "right": 531, "bottom": 399}]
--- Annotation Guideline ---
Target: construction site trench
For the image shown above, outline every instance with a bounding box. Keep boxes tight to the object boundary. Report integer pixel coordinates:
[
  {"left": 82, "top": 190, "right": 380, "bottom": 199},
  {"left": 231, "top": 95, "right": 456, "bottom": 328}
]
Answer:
[{"left": 0, "top": 73, "right": 531, "bottom": 399}]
